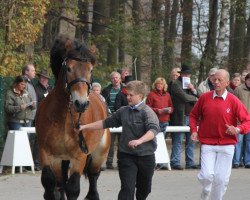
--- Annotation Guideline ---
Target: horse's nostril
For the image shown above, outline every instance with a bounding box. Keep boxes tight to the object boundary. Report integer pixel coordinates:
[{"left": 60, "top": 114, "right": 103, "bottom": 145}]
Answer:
[
  {"left": 74, "top": 100, "right": 89, "bottom": 113},
  {"left": 75, "top": 100, "right": 81, "bottom": 108}
]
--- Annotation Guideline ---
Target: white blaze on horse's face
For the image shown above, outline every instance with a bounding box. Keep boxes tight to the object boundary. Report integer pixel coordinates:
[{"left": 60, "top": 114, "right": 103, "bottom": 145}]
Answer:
[{"left": 66, "top": 59, "right": 93, "bottom": 113}]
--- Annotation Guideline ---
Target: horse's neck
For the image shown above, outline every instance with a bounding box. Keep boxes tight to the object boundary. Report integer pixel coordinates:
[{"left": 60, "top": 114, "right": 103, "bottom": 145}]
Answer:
[{"left": 54, "top": 77, "right": 70, "bottom": 108}]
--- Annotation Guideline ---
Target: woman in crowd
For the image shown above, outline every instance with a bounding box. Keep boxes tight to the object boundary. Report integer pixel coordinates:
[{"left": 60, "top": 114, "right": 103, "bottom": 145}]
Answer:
[
  {"left": 229, "top": 72, "right": 241, "bottom": 90},
  {"left": 146, "top": 77, "right": 174, "bottom": 170},
  {"left": 5, "top": 75, "right": 35, "bottom": 130}
]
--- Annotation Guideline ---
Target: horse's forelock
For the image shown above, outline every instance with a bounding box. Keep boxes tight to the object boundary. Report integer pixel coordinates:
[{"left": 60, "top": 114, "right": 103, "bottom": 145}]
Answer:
[{"left": 50, "top": 36, "right": 96, "bottom": 80}]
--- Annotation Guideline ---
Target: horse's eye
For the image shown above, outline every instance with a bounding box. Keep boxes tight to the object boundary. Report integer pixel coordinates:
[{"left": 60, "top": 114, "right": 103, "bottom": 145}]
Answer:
[{"left": 67, "top": 67, "right": 71, "bottom": 72}]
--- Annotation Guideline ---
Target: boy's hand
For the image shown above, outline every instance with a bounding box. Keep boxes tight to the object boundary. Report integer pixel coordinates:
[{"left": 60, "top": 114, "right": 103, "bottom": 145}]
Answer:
[{"left": 128, "top": 140, "right": 142, "bottom": 149}]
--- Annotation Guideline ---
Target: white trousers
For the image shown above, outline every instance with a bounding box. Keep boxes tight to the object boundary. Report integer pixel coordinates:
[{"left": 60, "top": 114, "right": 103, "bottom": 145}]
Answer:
[{"left": 198, "top": 144, "right": 235, "bottom": 200}]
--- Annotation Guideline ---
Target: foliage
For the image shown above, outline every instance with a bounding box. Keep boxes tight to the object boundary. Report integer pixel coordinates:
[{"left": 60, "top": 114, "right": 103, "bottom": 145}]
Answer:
[{"left": 0, "top": 0, "right": 50, "bottom": 77}]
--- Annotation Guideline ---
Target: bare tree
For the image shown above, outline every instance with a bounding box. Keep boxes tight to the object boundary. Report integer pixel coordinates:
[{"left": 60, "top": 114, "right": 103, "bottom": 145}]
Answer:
[
  {"left": 198, "top": 0, "right": 218, "bottom": 82},
  {"left": 181, "top": 0, "right": 193, "bottom": 66},
  {"left": 215, "top": 0, "right": 230, "bottom": 68}
]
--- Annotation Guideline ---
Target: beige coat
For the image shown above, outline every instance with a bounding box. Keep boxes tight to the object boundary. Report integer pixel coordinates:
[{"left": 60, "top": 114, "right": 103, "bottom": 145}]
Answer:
[{"left": 234, "top": 84, "right": 250, "bottom": 112}]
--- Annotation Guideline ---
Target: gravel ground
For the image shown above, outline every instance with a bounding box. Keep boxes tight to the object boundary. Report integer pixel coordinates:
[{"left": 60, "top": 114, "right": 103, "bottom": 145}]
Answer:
[{"left": 0, "top": 167, "right": 250, "bottom": 200}]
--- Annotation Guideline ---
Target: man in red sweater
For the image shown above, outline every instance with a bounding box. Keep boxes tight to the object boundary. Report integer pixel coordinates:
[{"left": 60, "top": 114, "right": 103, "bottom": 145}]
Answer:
[{"left": 190, "top": 69, "right": 250, "bottom": 200}]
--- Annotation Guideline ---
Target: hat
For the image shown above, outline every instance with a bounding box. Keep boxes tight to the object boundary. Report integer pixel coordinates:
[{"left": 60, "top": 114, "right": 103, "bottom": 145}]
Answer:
[
  {"left": 124, "top": 75, "right": 134, "bottom": 84},
  {"left": 179, "top": 64, "right": 192, "bottom": 74},
  {"left": 37, "top": 69, "right": 50, "bottom": 79}
]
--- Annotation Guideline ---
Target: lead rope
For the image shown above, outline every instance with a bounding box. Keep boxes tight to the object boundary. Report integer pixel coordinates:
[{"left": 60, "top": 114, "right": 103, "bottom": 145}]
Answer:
[{"left": 69, "top": 101, "right": 88, "bottom": 154}]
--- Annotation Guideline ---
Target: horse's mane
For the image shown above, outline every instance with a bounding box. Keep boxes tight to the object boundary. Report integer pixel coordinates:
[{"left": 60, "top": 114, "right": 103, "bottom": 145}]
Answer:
[{"left": 50, "top": 35, "right": 96, "bottom": 80}]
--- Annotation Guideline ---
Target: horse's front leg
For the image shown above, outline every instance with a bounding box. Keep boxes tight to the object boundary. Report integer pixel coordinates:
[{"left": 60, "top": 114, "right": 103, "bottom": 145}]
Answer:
[
  {"left": 85, "top": 129, "right": 111, "bottom": 200},
  {"left": 65, "top": 155, "right": 86, "bottom": 200}
]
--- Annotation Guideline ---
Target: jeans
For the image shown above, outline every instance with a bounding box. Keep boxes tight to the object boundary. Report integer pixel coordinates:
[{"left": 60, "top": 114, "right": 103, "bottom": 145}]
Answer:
[
  {"left": 244, "top": 132, "right": 250, "bottom": 165},
  {"left": 159, "top": 121, "right": 169, "bottom": 138},
  {"left": 7, "top": 121, "right": 32, "bottom": 130},
  {"left": 170, "top": 116, "right": 195, "bottom": 167},
  {"left": 106, "top": 132, "right": 120, "bottom": 167},
  {"left": 233, "top": 134, "right": 244, "bottom": 165},
  {"left": 118, "top": 153, "right": 155, "bottom": 200}
]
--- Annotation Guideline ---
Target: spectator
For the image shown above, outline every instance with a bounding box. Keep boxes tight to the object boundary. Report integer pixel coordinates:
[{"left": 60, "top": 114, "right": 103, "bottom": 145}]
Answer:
[
  {"left": 33, "top": 69, "right": 53, "bottom": 171},
  {"left": 241, "top": 69, "right": 249, "bottom": 84},
  {"left": 101, "top": 71, "right": 123, "bottom": 169},
  {"left": 114, "top": 75, "right": 134, "bottom": 110},
  {"left": 167, "top": 67, "right": 181, "bottom": 95},
  {"left": 146, "top": 77, "right": 173, "bottom": 170},
  {"left": 76, "top": 80, "right": 160, "bottom": 200},
  {"left": 22, "top": 63, "right": 37, "bottom": 124},
  {"left": 197, "top": 67, "right": 218, "bottom": 94},
  {"left": 229, "top": 72, "right": 241, "bottom": 90},
  {"left": 5, "top": 75, "right": 35, "bottom": 130},
  {"left": 120, "top": 67, "right": 130, "bottom": 85},
  {"left": 35, "top": 69, "right": 53, "bottom": 106},
  {"left": 22, "top": 64, "right": 38, "bottom": 171},
  {"left": 92, "top": 82, "right": 106, "bottom": 102},
  {"left": 190, "top": 69, "right": 250, "bottom": 200},
  {"left": 170, "top": 64, "right": 200, "bottom": 170},
  {"left": 233, "top": 73, "right": 250, "bottom": 169}
]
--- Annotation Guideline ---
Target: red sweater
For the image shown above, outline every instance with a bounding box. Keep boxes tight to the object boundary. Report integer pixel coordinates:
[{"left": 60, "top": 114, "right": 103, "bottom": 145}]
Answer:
[
  {"left": 146, "top": 90, "right": 174, "bottom": 122},
  {"left": 190, "top": 91, "right": 250, "bottom": 145}
]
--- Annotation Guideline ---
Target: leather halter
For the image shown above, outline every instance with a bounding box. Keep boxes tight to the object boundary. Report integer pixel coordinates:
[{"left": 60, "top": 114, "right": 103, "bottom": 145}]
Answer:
[{"left": 62, "top": 57, "right": 92, "bottom": 94}]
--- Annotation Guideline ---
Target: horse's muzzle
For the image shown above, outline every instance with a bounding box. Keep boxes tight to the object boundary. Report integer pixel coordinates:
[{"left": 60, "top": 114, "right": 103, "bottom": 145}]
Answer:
[{"left": 74, "top": 100, "right": 89, "bottom": 113}]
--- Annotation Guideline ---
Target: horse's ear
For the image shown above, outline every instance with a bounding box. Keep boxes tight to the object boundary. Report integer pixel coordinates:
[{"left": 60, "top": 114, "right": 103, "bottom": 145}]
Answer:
[
  {"left": 90, "top": 44, "right": 97, "bottom": 55},
  {"left": 65, "top": 39, "right": 74, "bottom": 51}
]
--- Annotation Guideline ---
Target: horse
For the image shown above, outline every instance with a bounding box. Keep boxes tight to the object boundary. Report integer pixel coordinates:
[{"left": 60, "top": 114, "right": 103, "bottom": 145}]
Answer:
[{"left": 35, "top": 35, "right": 110, "bottom": 200}]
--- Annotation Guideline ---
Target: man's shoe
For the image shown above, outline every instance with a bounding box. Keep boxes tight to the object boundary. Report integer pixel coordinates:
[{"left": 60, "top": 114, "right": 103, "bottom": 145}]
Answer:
[
  {"left": 245, "top": 164, "right": 250, "bottom": 168},
  {"left": 171, "top": 165, "right": 184, "bottom": 170},
  {"left": 106, "top": 165, "right": 114, "bottom": 169},
  {"left": 232, "top": 164, "right": 239, "bottom": 169},
  {"left": 185, "top": 165, "right": 199, "bottom": 169},
  {"left": 35, "top": 166, "right": 41, "bottom": 171}
]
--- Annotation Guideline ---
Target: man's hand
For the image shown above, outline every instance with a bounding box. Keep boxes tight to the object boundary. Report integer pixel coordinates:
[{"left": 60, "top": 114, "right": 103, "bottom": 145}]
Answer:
[
  {"left": 225, "top": 124, "right": 239, "bottom": 135},
  {"left": 191, "top": 132, "right": 198, "bottom": 142}
]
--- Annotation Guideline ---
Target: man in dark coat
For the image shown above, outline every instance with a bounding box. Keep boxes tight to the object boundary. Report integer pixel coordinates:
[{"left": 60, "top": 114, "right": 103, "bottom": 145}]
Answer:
[{"left": 170, "top": 64, "right": 201, "bottom": 170}]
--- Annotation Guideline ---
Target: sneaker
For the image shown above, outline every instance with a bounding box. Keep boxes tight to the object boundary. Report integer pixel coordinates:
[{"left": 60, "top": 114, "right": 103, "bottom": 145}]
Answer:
[
  {"left": 171, "top": 165, "right": 184, "bottom": 170},
  {"left": 245, "top": 164, "right": 250, "bottom": 168},
  {"left": 232, "top": 164, "right": 239, "bottom": 169},
  {"left": 185, "top": 165, "right": 199, "bottom": 169}
]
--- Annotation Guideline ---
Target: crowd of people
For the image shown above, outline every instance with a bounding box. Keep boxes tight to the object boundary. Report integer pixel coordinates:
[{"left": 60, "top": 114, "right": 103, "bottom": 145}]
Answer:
[
  {"left": 4, "top": 64, "right": 53, "bottom": 171},
  {"left": 3, "top": 63, "right": 250, "bottom": 200}
]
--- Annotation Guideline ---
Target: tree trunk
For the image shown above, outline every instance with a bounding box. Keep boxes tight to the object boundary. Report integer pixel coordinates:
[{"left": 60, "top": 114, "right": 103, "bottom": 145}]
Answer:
[
  {"left": 181, "top": 0, "right": 193, "bottom": 66},
  {"left": 162, "top": 0, "right": 179, "bottom": 79},
  {"left": 132, "top": 0, "right": 142, "bottom": 80},
  {"left": 229, "top": 0, "right": 246, "bottom": 74},
  {"left": 92, "top": 0, "right": 110, "bottom": 67},
  {"left": 118, "top": 0, "right": 126, "bottom": 63},
  {"left": 215, "top": 0, "right": 230, "bottom": 68},
  {"left": 58, "top": 0, "right": 78, "bottom": 39},
  {"left": 151, "top": 0, "right": 163, "bottom": 81},
  {"left": 76, "top": 0, "right": 90, "bottom": 42},
  {"left": 198, "top": 0, "right": 218, "bottom": 82},
  {"left": 107, "top": 0, "right": 119, "bottom": 66}
]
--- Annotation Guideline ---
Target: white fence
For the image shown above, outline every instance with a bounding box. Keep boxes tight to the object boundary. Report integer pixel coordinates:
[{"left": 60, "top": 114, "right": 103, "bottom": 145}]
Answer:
[{"left": 0, "top": 126, "right": 191, "bottom": 173}]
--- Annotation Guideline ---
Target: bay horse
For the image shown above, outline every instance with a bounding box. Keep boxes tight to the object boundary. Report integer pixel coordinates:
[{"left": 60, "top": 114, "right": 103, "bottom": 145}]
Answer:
[{"left": 35, "top": 35, "right": 110, "bottom": 200}]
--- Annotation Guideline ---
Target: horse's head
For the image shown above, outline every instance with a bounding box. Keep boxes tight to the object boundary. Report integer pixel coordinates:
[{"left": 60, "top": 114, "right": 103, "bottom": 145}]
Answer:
[{"left": 50, "top": 36, "right": 96, "bottom": 113}]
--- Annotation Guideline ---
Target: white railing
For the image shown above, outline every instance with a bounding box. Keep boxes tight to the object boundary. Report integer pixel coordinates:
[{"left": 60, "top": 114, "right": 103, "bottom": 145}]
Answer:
[{"left": 20, "top": 126, "right": 190, "bottom": 134}]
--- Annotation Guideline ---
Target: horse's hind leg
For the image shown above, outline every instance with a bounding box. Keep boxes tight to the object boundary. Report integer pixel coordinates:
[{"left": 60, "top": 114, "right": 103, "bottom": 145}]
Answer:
[{"left": 41, "top": 166, "right": 56, "bottom": 200}]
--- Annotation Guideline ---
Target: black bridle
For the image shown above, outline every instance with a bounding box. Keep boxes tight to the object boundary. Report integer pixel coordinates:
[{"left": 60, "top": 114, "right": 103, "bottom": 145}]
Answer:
[
  {"left": 62, "top": 57, "right": 92, "bottom": 94},
  {"left": 61, "top": 56, "right": 92, "bottom": 154}
]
